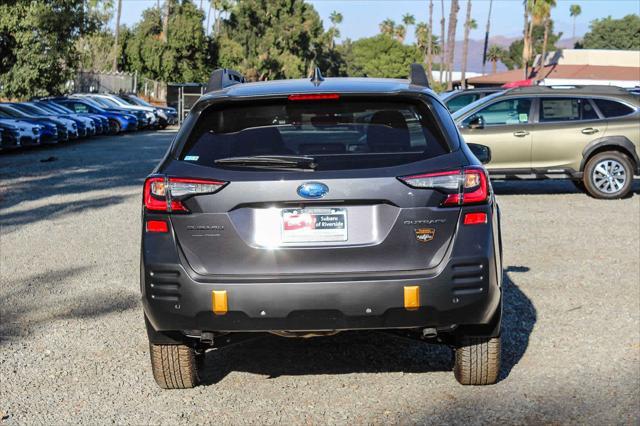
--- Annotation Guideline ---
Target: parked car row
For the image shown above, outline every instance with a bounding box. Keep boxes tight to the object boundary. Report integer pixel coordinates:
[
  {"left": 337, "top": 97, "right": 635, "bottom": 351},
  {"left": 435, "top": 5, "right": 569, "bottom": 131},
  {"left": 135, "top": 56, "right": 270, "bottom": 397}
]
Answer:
[
  {"left": 0, "top": 93, "right": 178, "bottom": 151},
  {"left": 441, "top": 85, "right": 639, "bottom": 199}
]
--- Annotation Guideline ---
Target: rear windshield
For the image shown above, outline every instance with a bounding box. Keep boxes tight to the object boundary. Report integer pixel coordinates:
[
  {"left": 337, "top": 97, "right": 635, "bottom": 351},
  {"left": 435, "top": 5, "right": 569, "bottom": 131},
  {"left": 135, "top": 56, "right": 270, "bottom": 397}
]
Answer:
[{"left": 179, "top": 98, "right": 452, "bottom": 171}]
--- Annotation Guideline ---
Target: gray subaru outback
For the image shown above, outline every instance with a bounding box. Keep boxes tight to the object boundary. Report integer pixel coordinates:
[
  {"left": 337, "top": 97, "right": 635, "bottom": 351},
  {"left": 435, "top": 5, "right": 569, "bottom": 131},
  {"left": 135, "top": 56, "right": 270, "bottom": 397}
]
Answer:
[{"left": 141, "top": 65, "right": 503, "bottom": 388}]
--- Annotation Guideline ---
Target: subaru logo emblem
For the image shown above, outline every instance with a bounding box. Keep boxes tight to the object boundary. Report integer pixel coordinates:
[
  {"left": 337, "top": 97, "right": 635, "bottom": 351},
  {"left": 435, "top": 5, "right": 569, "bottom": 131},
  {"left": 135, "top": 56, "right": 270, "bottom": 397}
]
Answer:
[{"left": 297, "top": 182, "right": 329, "bottom": 199}]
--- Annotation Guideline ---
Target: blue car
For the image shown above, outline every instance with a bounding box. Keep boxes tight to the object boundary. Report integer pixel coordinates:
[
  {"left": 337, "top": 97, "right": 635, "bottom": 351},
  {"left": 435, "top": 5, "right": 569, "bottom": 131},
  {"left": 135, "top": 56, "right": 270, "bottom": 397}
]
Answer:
[
  {"left": 0, "top": 104, "right": 65, "bottom": 143},
  {"left": 11, "top": 102, "right": 95, "bottom": 138},
  {"left": 0, "top": 103, "right": 75, "bottom": 141},
  {"left": 39, "top": 101, "right": 110, "bottom": 135},
  {"left": 33, "top": 101, "right": 102, "bottom": 135},
  {"left": 0, "top": 109, "right": 58, "bottom": 144},
  {"left": 53, "top": 98, "right": 138, "bottom": 134},
  {"left": 0, "top": 118, "right": 42, "bottom": 149}
]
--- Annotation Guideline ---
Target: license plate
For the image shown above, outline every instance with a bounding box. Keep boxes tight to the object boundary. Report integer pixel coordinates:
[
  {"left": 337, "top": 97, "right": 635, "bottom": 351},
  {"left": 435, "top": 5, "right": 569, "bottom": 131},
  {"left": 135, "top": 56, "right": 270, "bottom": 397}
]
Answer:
[{"left": 281, "top": 208, "right": 347, "bottom": 243}]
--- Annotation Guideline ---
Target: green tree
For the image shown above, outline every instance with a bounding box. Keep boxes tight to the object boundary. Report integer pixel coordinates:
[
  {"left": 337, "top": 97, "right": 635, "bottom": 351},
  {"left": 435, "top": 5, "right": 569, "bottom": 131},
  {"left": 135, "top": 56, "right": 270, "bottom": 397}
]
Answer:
[
  {"left": 218, "top": 0, "right": 329, "bottom": 80},
  {"left": 533, "top": 0, "right": 556, "bottom": 78},
  {"left": 0, "top": 0, "right": 88, "bottom": 98},
  {"left": 579, "top": 15, "right": 640, "bottom": 50},
  {"left": 339, "top": 34, "right": 420, "bottom": 78},
  {"left": 569, "top": 4, "right": 581, "bottom": 39},
  {"left": 502, "top": 20, "right": 562, "bottom": 70},
  {"left": 125, "top": 1, "right": 211, "bottom": 83}
]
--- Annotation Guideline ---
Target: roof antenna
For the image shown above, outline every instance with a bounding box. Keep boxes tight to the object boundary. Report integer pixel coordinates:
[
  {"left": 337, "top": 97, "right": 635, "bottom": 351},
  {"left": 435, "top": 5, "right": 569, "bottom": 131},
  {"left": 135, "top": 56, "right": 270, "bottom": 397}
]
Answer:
[{"left": 310, "top": 66, "right": 324, "bottom": 85}]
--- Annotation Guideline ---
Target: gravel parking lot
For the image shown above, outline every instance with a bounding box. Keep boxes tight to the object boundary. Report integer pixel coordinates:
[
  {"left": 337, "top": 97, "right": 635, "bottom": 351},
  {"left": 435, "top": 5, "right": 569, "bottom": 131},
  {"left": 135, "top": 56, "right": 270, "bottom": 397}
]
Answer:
[{"left": 1, "top": 132, "right": 639, "bottom": 424}]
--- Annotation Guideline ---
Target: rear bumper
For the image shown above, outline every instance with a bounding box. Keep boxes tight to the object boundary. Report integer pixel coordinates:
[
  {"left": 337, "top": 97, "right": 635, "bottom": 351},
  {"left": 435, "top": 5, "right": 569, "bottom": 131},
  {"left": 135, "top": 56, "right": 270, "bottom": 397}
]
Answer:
[{"left": 142, "top": 205, "right": 502, "bottom": 338}]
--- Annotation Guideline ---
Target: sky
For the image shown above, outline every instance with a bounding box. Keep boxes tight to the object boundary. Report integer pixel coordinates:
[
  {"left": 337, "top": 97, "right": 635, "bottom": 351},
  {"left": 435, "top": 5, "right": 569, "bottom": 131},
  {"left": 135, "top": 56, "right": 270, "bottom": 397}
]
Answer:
[{"left": 116, "top": 0, "right": 640, "bottom": 43}]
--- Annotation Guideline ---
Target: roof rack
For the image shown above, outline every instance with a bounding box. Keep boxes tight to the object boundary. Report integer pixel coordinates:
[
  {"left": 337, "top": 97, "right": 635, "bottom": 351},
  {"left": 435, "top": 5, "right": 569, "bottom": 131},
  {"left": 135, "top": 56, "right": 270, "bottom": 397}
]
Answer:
[
  {"left": 409, "top": 63, "right": 430, "bottom": 89},
  {"left": 508, "top": 85, "right": 629, "bottom": 94},
  {"left": 205, "top": 68, "right": 245, "bottom": 93}
]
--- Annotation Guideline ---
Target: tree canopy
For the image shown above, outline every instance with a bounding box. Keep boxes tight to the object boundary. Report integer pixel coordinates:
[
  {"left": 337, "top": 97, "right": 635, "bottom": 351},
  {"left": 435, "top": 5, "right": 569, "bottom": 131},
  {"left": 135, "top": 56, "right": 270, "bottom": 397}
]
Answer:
[
  {"left": 579, "top": 15, "right": 640, "bottom": 50},
  {"left": 339, "top": 34, "right": 421, "bottom": 78},
  {"left": 0, "top": 0, "right": 90, "bottom": 98},
  {"left": 217, "top": 0, "right": 330, "bottom": 80},
  {"left": 124, "top": 1, "right": 211, "bottom": 83},
  {"left": 501, "top": 21, "right": 562, "bottom": 70}
]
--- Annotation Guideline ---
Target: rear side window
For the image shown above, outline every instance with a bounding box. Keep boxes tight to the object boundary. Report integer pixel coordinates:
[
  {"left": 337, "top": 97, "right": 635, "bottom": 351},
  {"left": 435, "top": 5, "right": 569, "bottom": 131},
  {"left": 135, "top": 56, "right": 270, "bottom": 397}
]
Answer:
[
  {"left": 539, "top": 98, "right": 598, "bottom": 122},
  {"left": 446, "top": 93, "right": 479, "bottom": 113},
  {"left": 593, "top": 99, "right": 635, "bottom": 118},
  {"left": 180, "top": 98, "right": 452, "bottom": 171}
]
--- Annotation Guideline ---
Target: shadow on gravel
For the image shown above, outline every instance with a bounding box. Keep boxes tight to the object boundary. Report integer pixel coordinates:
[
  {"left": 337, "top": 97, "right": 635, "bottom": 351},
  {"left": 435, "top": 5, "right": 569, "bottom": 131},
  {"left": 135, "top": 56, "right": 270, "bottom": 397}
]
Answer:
[
  {"left": 0, "top": 132, "right": 173, "bottom": 226},
  {"left": 0, "top": 266, "right": 139, "bottom": 344},
  {"left": 0, "top": 195, "right": 128, "bottom": 228},
  {"left": 500, "top": 265, "right": 536, "bottom": 380},
  {"left": 492, "top": 179, "right": 640, "bottom": 196},
  {"left": 197, "top": 266, "right": 536, "bottom": 385}
]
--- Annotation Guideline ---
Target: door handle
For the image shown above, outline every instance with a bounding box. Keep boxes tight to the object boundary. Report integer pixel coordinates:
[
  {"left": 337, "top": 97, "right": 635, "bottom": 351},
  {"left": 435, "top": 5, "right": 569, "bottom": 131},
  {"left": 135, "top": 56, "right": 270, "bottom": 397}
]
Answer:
[
  {"left": 581, "top": 127, "right": 599, "bottom": 135},
  {"left": 513, "top": 130, "right": 529, "bottom": 137}
]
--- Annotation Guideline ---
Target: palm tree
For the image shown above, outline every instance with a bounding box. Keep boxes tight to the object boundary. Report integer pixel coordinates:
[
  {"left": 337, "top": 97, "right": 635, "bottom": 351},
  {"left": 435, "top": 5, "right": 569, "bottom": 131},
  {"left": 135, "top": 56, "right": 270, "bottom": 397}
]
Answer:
[
  {"left": 569, "top": 4, "right": 581, "bottom": 39},
  {"left": 395, "top": 24, "right": 407, "bottom": 43},
  {"left": 112, "top": 0, "right": 122, "bottom": 71},
  {"left": 402, "top": 13, "right": 415, "bottom": 43},
  {"left": 534, "top": 0, "right": 556, "bottom": 79},
  {"left": 460, "top": 0, "right": 476, "bottom": 88},
  {"left": 486, "top": 45, "right": 504, "bottom": 74},
  {"left": 522, "top": 0, "right": 534, "bottom": 77},
  {"left": 161, "top": 0, "right": 170, "bottom": 43},
  {"left": 328, "top": 11, "right": 343, "bottom": 49},
  {"left": 416, "top": 22, "right": 440, "bottom": 69},
  {"left": 379, "top": 18, "right": 396, "bottom": 37},
  {"left": 427, "top": 0, "right": 434, "bottom": 78},
  {"left": 439, "top": 0, "right": 446, "bottom": 84},
  {"left": 481, "top": 0, "right": 493, "bottom": 74},
  {"left": 445, "top": 0, "right": 460, "bottom": 89}
]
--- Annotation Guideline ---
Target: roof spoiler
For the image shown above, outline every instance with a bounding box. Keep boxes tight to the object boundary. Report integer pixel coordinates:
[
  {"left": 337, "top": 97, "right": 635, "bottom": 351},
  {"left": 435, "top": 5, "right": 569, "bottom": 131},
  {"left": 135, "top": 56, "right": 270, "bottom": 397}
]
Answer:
[
  {"left": 205, "top": 68, "right": 245, "bottom": 92},
  {"left": 409, "top": 63, "right": 430, "bottom": 88}
]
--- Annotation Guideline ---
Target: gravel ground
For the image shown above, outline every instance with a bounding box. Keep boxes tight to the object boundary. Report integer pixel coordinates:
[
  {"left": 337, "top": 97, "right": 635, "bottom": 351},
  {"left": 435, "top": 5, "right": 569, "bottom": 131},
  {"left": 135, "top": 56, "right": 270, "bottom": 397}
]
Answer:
[{"left": 1, "top": 132, "right": 639, "bottom": 425}]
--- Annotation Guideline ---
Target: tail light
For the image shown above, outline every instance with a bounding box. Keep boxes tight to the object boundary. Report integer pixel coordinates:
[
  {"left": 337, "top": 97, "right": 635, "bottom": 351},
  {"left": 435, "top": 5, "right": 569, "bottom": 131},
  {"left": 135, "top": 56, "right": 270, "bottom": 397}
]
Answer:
[
  {"left": 288, "top": 93, "right": 340, "bottom": 101},
  {"left": 399, "top": 166, "right": 489, "bottom": 206},
  {"left": 144, "top": 176, "right": 227, "bottom": 212}
]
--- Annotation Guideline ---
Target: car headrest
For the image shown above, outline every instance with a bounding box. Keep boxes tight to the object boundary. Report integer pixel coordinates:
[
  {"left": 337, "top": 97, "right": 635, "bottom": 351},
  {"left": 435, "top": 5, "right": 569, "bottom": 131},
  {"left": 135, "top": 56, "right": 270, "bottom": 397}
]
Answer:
[
  {"left": 366, "top": 110, "right": 410, "bottom": 152},
  {"left": 231, "top": 127, "right": 290, "bottom": 156}
]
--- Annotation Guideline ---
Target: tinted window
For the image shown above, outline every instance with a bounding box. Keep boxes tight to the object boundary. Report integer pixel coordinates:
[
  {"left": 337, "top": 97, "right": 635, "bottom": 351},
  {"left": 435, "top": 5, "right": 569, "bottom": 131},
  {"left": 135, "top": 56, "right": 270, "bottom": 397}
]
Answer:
[
  {"left": 540, "top": 98, "right": 598, "bottom": 122},
  {"left": 465, "top": 98, "right": 531, "bottom": 126},
  {"left": 446, "top": 93, "right": 479, "bottom": 113},
  {"left": 593, "top": 99, "right": 634, "bottom": 118},
  {"left": 181, "top": 99, "right": 452, "bottom": 171},
  {"left": 65, "top": 102, "right": 88, "bottom": 113}
]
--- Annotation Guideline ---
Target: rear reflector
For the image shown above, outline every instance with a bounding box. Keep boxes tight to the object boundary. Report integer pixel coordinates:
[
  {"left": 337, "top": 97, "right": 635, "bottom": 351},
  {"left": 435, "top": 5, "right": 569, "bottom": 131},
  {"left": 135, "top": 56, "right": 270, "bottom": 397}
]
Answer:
[
  {"left": 212, "top": 290, "right": 228, "bottom": 315},
  {"left": 463, "top": 212, "right": 488, "bottom": 225},
  {"left": 146, "top": 220, "right": 168, "bottom": 233},
  {"left": 399, "top": 166, "right": 489, "bottom": 206},
  {"left": 288, "top": 93, "right": 340, "bottom": 101},
  {"left": 144, "top": 176, "right": 227, "bottom": 213},
  {"left": 404, "top": 286, "right": 420, "bottom": 310}
]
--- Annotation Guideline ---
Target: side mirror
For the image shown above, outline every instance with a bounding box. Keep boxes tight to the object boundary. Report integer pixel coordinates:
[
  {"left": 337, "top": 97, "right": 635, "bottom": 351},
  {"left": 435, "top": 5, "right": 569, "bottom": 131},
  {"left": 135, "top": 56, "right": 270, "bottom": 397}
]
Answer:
[
  {"left": 468, "top": 115, "right": 485, "bottom": 129},
  {"left": 468, "top": 143, "right": 492, "bottom": 164}
]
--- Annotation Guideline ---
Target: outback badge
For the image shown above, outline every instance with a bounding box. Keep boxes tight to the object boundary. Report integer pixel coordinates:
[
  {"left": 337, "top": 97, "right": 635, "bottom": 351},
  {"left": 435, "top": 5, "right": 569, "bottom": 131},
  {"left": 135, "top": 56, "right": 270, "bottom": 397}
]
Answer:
[{"left": 415, "top": 228, "right": 435, "bottom": 243}]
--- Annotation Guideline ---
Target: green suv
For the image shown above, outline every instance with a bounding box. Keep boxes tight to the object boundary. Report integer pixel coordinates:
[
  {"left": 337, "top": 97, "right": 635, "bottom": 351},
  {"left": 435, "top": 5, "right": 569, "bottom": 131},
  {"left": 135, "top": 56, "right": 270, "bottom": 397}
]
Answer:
[{"left": 453, "top": 86, "right": 639, "bottom": 199}]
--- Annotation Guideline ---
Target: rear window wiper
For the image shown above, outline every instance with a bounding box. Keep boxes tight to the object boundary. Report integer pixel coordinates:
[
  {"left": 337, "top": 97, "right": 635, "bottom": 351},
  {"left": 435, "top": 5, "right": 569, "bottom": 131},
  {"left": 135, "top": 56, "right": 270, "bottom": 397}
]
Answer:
[{"left": 214, "top": 155, "right": 317, "bottom": 170}]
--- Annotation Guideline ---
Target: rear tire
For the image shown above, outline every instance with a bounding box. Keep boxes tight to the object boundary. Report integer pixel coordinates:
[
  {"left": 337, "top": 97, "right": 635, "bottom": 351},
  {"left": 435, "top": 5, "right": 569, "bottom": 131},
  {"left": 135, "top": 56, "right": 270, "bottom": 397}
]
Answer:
[
  {"left": 453, "top": 336, "right": 501, "bottom": 385},
  {"left": 149, "top": 343, "right": 200, "bottom": 389},
  {"left": 583, "top": 151, "right": 633, "bottom": 199}
]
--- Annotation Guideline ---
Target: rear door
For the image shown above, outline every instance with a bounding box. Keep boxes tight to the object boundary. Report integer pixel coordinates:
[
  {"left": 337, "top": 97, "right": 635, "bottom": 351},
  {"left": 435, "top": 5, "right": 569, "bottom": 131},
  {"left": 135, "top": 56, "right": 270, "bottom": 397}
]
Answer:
[
  {"left": 531, "top": 97, "right": 605, "bottom": 170},
  {"left": 459, "top": 97, "right": 534, "bottom": 170},
  {"left": 165, "top": 96, "right": 465, "bottom": 276}
]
